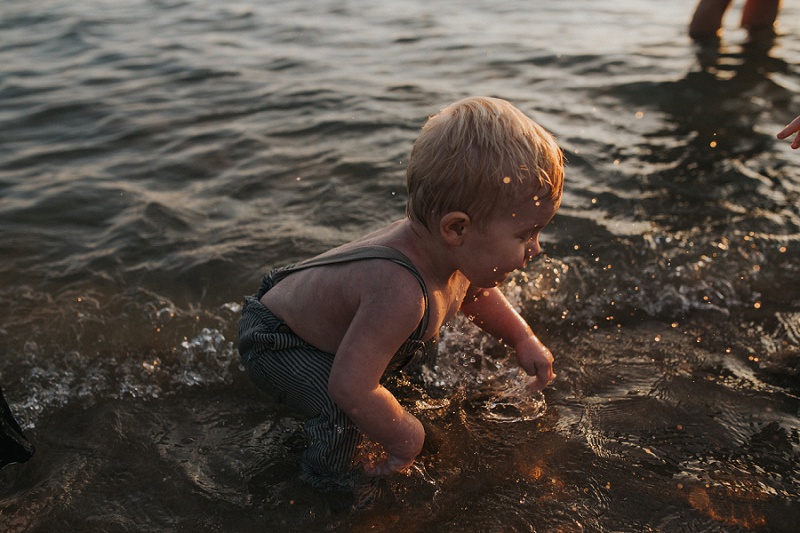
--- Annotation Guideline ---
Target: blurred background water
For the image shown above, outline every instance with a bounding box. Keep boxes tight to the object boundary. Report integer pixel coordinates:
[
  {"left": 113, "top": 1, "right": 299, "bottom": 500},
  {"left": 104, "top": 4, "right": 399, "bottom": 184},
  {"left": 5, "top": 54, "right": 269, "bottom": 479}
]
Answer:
[{"left": 1, "top": 0, "right": 799, "bottom": 531}]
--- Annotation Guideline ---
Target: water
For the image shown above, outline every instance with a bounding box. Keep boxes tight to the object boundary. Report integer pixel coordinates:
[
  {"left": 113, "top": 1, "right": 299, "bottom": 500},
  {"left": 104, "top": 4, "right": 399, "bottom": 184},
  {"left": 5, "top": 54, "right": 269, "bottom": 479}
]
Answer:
[{"left": 1, "top": 0, "right": 799, "bottom": 530}]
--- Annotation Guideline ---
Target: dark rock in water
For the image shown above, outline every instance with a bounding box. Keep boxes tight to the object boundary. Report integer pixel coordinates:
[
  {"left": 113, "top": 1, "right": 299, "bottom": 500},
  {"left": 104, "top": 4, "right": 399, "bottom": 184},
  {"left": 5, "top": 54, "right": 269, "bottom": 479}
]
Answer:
[{"left": 0, "top": 384, "right": 34, "bottom": 469}]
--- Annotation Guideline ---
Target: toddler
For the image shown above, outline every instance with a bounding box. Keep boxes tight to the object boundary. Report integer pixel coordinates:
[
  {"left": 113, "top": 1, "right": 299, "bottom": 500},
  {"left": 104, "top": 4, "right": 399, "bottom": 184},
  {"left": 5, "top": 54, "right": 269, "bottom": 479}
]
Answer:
[{"left": 238, "top": 96, "right": 564, "bottom": 488}]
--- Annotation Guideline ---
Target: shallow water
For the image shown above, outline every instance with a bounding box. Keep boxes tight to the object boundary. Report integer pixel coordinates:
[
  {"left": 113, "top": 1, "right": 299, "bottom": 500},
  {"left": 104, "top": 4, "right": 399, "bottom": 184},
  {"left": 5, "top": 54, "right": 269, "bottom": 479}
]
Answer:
[{"left": 1, "top": 0, "right": 799, "bottom": 531}]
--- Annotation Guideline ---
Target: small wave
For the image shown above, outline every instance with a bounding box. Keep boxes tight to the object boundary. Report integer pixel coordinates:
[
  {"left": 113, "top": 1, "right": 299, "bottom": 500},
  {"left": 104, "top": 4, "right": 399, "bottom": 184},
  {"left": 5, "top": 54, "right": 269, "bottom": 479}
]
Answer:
[
  {"left": 469, "top": 369, "right": 547, "bottom": 424},
  {"left": 514, "top": 225, "right": 799, "bottom": 331},
  {"left": 4, "top": 296, "right": 242, "bottom": 430},
  {"left": 414, "top": 318, "right": 548, "bottom": 425}
]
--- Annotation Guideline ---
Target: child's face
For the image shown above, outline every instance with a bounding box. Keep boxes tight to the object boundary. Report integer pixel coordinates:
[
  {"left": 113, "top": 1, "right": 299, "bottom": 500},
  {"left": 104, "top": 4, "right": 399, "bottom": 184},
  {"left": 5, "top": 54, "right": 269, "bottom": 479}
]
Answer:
[{"left": 460, "top": 196, "right": 559, "bottom": 288}]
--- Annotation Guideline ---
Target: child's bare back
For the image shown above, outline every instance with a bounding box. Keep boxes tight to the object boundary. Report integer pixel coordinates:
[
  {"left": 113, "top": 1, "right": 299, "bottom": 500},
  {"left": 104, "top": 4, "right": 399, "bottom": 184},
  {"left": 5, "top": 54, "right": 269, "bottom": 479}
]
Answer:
[{"left": 261, "top": 220, "right": 468, "bottom": 353}]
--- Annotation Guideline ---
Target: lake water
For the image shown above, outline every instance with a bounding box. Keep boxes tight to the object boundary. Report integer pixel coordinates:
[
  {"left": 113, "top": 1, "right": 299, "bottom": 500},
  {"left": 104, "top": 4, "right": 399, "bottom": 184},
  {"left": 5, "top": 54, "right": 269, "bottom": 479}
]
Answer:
[{"left": 1, "top": 0, "right": 799, "bottom": 531}]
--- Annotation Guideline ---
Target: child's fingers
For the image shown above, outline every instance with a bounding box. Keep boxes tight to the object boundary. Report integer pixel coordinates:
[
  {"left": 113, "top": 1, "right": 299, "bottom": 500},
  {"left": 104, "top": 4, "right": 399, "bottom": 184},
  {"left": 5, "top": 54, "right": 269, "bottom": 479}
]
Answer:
[
  {"left": 528, "top": 377, "right": 545, "bottom": 392},
  {"left": 528, "top": 370, "right": 556, "bottom": 392},
  {"left": 363, "top": 454, "right": 413, "bottom": 477},
  {"left": 362, "top": 462, "right": 388, "bottom": 477},
  {"left": 777, "top": 117, "right": 800, "bottom": 140}
]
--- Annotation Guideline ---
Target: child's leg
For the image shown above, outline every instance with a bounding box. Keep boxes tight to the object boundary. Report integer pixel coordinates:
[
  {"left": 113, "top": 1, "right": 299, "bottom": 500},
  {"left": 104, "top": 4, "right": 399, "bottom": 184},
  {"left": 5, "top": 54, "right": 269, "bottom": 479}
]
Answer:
[
  {"left": 239, "top": 300, "right": 363, "bottom": 487},
  {"left": 245, "top": 345, "right": 363, "bottom": 487},
  {"left": 301, "top": 395, "right": 363, "bottom": 488}
]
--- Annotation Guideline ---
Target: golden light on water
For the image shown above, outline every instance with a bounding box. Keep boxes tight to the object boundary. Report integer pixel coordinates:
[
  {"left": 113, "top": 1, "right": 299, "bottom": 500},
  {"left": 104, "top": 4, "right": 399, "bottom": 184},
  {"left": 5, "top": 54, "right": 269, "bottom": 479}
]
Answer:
[
  {"left": 525, "top": 464, "right": 544, "bottom": 481},
  {"left": 684, "top": 483, "right": 767, "bottom": 530}
]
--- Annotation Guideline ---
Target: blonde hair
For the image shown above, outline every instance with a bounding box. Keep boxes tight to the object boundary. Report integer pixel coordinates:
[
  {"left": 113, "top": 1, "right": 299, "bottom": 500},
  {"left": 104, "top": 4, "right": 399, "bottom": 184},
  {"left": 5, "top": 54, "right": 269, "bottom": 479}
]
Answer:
[{"left": 406, "top": 96, "right": 564, "bottom": 230}]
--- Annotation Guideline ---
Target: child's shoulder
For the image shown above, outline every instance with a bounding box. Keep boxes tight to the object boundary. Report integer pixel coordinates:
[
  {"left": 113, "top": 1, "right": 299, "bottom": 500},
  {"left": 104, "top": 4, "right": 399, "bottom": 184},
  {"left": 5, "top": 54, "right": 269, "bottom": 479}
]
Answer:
[
  {"left": 292, "top": 242, "right": 428, "bottom": 304},
  {"left": 339, "top": 251, "right": 428, "bottom": 299}
]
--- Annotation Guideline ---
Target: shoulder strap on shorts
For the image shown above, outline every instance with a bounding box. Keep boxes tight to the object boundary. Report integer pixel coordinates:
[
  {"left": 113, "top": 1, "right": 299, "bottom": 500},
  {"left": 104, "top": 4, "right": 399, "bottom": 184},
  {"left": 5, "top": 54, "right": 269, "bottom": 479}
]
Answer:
[{"left": 272, "top": 245, "right": 430, "bottom": 341}]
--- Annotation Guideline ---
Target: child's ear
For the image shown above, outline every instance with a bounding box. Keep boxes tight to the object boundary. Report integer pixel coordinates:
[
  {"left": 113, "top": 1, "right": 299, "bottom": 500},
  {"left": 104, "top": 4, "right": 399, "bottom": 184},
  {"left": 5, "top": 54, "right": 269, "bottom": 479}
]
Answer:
[{"left": 440, "top": 211, "right": 471, "bottom": 245}]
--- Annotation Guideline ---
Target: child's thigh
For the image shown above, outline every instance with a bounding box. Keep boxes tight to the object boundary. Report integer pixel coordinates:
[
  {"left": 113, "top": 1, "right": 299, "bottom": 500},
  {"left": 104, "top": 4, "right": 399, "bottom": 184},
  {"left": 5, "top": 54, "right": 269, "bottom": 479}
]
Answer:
[{"left": 245, "top": 345, "right": 335, "bottom": 417}]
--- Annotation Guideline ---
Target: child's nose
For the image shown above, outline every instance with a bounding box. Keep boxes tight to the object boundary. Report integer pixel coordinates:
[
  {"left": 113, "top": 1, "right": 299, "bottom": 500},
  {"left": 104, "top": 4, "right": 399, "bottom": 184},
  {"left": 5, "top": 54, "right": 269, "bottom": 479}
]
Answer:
[{"left": 523, "top": 238, "right": 540, "bottom": 266}]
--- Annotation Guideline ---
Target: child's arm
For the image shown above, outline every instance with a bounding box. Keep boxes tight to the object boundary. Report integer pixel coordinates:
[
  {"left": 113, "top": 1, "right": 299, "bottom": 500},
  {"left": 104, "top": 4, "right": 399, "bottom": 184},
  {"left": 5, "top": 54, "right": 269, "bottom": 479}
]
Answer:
[
  {"left": 460, "top": 285, "right": 555, "bottom": 391},
  {"left": 327, "top": 267, "right": 427, "bottom": 476}
]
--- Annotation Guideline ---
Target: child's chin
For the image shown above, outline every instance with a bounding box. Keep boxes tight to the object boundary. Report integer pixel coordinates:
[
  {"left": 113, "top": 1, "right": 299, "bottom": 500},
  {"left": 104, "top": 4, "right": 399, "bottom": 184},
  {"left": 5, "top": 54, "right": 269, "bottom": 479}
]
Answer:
[
  {"left": 470, "top": 272, "right": 509, "bottom": 288},
  {"left": 482, "top": 277, "right": 506, "bottom": 288},
  {"left": 496, "top": 271, "right": 513, "bottom": 284}
]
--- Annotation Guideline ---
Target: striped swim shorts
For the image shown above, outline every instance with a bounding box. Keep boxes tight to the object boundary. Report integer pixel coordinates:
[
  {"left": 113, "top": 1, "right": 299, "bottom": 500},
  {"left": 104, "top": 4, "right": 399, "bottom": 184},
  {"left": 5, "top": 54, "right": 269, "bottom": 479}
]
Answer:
[{"left": 238, "top": 278, "right": 364, "bottom": 490}]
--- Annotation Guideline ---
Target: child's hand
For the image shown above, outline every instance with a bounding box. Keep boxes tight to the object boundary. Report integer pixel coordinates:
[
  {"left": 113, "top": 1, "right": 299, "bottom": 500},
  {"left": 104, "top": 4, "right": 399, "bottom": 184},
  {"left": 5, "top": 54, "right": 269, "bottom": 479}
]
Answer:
[
  {"left": 363, "top": 453, "right": 414, "bottom": 477},
  {"left": 513, "top": 334, "right": 556, "bottom": 391},
  {"left": 777, "top": 116, "right": 800, "bottom": 149}
]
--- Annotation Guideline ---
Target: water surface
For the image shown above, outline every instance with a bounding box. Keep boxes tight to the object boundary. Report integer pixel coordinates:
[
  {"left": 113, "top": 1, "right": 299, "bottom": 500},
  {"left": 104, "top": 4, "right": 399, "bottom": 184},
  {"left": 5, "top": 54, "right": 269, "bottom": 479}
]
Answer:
[{"left": 1, "top": 0, "right": 799, "bottom": 531}]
